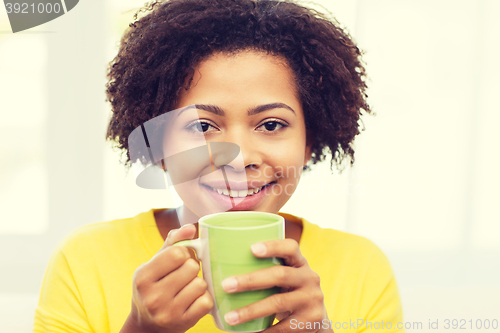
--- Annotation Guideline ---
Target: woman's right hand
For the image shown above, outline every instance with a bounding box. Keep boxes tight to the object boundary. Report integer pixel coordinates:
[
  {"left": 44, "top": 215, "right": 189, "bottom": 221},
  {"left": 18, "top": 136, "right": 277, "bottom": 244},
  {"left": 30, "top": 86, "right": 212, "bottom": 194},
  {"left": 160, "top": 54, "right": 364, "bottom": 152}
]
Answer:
[{"left": 120, "top": 224, "right": 214, "bottom": 333}]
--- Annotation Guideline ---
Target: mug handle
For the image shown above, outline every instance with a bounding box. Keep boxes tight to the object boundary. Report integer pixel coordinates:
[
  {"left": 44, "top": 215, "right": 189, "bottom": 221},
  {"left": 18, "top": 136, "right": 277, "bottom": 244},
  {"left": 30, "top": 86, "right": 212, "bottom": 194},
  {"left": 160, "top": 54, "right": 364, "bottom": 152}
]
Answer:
[{"left": 172, "top": 239, "right": 204, "bottom": 260}]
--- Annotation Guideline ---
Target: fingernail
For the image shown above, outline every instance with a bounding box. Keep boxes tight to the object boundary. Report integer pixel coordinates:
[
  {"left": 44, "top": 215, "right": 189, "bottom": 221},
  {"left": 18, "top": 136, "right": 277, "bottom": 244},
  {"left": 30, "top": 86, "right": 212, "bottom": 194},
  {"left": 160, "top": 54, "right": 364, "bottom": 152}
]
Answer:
[
  {"left": 224, "top": 311, "right": 239, "bottom": 325},
  {"left": 180, "top": 224, "right": 191, "bottom": 229},
  {"left": 221, "top": 277, "right": 238, "bottom": 292},
  {"left": 251, "top": 243, "right": 266, "bottom": 256}
]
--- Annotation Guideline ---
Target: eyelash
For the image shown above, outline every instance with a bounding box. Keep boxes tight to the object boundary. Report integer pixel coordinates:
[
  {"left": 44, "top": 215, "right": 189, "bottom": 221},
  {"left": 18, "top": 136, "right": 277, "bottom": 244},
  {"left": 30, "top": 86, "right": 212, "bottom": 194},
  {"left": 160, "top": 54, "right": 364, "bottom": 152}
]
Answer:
[
  {"left": 185, "top": 118, "right": 289, "bottom": 135},
  {"left": 256, "top": 118, "right": 288, "bottom": 133},
  {"left": 185, "top": 120, "right": 218, "bottom": 134}
]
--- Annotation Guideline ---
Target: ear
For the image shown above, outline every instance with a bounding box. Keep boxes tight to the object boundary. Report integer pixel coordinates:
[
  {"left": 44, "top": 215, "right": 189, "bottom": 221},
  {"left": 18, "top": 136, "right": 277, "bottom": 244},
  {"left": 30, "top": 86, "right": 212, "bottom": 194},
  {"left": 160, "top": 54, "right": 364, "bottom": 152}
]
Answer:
[{"left": 303, "top": 134, "right": 313, "bottom": 166}]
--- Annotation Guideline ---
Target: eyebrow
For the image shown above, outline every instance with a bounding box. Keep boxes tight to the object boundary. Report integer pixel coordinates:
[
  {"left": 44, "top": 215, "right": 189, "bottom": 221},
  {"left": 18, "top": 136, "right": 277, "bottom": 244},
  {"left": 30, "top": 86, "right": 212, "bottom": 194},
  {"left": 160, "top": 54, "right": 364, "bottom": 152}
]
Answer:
[{"left": 193, "top": 103, "right": 296, "bottom": 116}]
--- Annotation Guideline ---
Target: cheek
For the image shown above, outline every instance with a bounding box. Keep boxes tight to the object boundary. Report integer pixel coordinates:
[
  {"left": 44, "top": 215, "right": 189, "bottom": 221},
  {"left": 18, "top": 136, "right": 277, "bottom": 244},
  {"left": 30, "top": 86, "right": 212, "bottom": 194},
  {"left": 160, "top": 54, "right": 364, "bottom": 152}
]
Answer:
[
  {"left": 276, "top": 136, "right": 306, "bottom": 164},
  {"left": 267, "top": 142, "right": 306, "bottom": 179},
  {"left": 172, "top": 181, "right": 206, "bottom": 215},
  {"left": 163, "top": 135, "right": 203, "bottom": 157}
]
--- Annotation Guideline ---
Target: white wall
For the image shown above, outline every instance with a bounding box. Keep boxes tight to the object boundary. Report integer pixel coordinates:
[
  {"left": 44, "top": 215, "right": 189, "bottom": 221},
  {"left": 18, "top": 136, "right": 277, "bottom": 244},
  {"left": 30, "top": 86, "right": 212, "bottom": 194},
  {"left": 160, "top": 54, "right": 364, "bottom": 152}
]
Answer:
[{"left": 1, "top": 0, "right": 499, "bottom": 331}]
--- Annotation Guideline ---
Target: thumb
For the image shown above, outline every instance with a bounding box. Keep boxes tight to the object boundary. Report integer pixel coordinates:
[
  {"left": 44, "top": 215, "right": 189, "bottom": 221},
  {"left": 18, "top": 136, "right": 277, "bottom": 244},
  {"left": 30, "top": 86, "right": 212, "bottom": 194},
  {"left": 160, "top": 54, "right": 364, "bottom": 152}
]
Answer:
[{"left": 163, "top": 224, "right": 197, "bottom": 249}]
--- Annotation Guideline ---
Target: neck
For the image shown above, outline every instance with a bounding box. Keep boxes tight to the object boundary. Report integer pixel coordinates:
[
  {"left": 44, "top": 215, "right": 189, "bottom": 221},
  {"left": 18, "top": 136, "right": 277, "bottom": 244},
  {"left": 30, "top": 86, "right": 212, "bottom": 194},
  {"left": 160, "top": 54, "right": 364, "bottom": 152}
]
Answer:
[
  {"left": 154, "top": 206, "right": 303, "bottom": 244},
  {"left": 175, "top": 205, "right": 202, "bottom": 226}
]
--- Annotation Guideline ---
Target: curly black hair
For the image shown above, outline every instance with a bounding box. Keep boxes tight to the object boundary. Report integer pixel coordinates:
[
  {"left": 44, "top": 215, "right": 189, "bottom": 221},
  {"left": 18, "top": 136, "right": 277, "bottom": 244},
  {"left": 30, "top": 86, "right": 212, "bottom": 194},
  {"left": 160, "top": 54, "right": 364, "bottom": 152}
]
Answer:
[{"left": 105, "top": 0, "right": 370, "bottom": 171}]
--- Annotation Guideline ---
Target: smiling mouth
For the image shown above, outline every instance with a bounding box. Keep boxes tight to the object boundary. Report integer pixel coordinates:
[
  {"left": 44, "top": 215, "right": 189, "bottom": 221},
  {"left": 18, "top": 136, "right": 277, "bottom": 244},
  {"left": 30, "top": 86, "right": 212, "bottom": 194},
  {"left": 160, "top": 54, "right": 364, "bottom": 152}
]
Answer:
[{"left": 204, "top": 181, "right": 276, "bottom": 198}]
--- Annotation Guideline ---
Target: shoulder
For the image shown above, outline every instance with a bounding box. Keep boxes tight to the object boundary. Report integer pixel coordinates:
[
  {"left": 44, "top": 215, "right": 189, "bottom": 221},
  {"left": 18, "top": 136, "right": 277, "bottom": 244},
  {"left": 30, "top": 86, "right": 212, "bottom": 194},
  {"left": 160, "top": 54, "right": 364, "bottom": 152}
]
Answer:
[
  {"left": 281, "top": 212, "right": 393, "bottom": 275},
  {"left": 312, "top": 222, "right": 390, "bottom": 268},
  {"left": 57, "top": 216, "right": 137, "bottom": 253},
  {"left": 46, "top": 210, "right": 159, "bottom": 283},
  {"left": 282, "top": 212, "right": 382, "bottom": 260},
  {"left": 54, "top": 209, "right": 159, "bottom": 264},
  {"left": 305, "top": 222, "right": 398, "bottom": 301},
  {"left": 307, "top": 221, "right": 379, "bottom": 252},
  {"left": 36, "top": 214, "right": 152, "bottom": 332},
  {"left": 325, "top": 227, "right": 387, "bottom": 269},
  {"left": 282, "top": 214, "right": 403, "bottom": 324}
]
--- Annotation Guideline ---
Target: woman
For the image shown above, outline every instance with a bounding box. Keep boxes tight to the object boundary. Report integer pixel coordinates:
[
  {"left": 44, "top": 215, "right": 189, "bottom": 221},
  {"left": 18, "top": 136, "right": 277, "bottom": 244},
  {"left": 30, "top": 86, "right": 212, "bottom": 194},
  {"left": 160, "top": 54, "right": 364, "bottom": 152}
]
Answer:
[{"left": 34, "top": 1, "right": 404, "bottom": 332}]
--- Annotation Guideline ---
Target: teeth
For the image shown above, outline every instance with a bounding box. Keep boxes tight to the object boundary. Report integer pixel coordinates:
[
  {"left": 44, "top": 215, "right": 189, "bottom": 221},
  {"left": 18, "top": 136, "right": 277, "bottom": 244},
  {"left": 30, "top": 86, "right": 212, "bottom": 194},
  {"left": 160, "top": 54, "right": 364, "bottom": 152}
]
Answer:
[{"left": 211, "top": 185, "right": 267, "bottom": 197}]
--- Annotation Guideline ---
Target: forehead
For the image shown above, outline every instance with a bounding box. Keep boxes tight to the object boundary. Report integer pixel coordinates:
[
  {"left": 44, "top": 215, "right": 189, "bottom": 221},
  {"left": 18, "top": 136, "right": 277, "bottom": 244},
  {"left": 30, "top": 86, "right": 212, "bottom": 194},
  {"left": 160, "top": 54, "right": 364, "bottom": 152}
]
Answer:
[{"left": 175, "top": 50, "right": 300, "bottom": 108}]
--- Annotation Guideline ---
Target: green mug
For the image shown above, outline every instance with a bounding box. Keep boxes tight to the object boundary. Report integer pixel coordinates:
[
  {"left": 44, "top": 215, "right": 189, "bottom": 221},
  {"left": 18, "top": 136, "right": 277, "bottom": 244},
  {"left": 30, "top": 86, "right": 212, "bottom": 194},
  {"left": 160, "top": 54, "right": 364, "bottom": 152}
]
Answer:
[{"left": 174, "top": 211, "right": 284, "bottom": 332}]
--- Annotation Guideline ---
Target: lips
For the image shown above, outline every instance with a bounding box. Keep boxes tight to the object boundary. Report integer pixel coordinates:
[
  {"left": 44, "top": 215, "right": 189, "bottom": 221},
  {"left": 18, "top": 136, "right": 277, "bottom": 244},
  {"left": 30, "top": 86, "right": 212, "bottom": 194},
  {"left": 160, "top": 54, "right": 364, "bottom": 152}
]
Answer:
[
  {"left": 201, "top": 179, "right": 272, "bottom": 191},
  {"left": 202, "top": 181, "right": 276, "bottom": 210},
  {"left": 204, "top": 183, "right": 270, "bottom": 198}
]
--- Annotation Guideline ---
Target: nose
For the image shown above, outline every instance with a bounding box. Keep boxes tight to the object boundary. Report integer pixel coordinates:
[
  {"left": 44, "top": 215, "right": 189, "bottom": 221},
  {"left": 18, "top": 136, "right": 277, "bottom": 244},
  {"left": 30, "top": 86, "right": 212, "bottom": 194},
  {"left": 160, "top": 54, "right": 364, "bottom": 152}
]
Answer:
[{"left": 210, "top": 136, "right": 262, "bottom": 172}]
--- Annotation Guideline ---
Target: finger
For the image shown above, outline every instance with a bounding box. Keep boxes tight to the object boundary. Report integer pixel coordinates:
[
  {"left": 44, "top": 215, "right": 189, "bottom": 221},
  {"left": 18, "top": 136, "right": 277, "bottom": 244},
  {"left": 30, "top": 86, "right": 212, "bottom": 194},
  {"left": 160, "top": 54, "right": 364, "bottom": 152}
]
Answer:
[
  {"left": 163, "top": 224, "right": 197, "bottom": 249},
  {"left": 275, "top": 311, "right": 291, "bottom": 322},
  {"left": 182, "top": 290, "right": 214, "bottom": 322},
  {"left": 156, "top": 258, "right": 200, "bottom": 298},
  {"left": 134, "top": 245, "right": 191, "bottom": 286},
  {"left": 251, "top": 239, "right": 306, "bottom": 267},
  {"left": 221, "top": 265, "right": 306, "bottom": 293},
  {"left": 174, "top": 276, "right": 208, "bottom": 310},
  {"left": 223, "top": 291, "right": 301, "bottom": 327}
]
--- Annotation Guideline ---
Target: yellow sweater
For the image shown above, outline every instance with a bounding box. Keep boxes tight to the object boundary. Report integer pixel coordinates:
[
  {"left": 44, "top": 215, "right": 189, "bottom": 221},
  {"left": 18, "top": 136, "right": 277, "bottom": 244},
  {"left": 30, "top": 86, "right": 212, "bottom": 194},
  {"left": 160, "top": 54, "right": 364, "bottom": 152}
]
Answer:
[{"left": 34, "top": 209, "right": 404, "bottom": 332}]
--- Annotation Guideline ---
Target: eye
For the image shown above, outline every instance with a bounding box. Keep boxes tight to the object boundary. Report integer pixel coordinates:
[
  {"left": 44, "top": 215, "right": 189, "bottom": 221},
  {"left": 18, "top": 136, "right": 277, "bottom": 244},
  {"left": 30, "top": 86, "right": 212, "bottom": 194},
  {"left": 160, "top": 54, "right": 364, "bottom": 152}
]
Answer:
[
  {"left": 256, "top": 119, "right": 288, "bottom": 133},
  {"left": 186, "top": 120, "right": 218, "bottom": 134}
]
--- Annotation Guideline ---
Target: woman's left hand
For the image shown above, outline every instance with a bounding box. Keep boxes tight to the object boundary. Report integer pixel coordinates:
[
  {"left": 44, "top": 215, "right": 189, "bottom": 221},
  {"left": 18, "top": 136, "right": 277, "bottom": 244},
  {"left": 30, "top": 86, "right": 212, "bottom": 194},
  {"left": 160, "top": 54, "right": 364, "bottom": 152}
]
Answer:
[{"left": 221, "top": 239, "right": 333, "bottom": 333}]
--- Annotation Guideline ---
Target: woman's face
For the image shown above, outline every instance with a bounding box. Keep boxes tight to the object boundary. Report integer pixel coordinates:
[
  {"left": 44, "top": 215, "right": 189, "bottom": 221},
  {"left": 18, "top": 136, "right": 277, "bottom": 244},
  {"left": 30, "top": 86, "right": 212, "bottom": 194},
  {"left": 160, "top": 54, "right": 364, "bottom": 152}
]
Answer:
[{"left": 163, "top": 50, "right": 311, "bottom": 217}]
